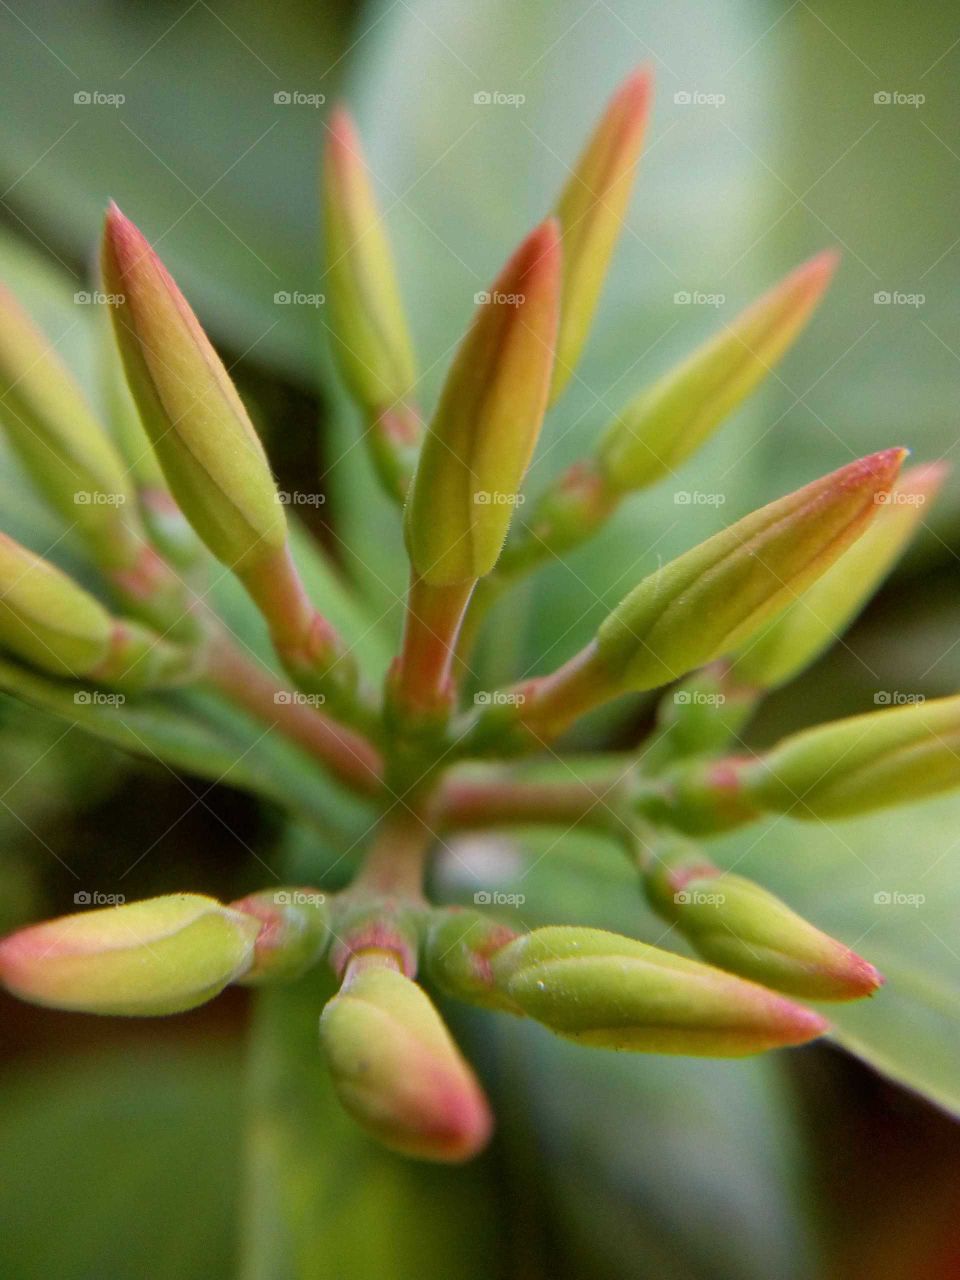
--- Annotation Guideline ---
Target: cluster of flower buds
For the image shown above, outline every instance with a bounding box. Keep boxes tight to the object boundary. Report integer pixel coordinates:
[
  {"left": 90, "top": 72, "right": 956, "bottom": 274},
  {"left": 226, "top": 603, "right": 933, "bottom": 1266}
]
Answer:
[{"left": 0, "top": 67, "right": 954, "bottom": 1165}]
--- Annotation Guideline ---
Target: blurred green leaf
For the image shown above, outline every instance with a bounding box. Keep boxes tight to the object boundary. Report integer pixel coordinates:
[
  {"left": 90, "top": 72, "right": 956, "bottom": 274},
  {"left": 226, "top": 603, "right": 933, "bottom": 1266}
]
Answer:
[{"left": 0, "top": 1040, "right": 243, "bottom": 1280}]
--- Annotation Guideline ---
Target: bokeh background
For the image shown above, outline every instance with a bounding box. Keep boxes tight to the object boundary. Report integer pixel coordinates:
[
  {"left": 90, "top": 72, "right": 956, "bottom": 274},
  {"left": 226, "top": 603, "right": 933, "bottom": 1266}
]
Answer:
[{"left": 0, "top": 2, "right": 958, "bottom": 1276}]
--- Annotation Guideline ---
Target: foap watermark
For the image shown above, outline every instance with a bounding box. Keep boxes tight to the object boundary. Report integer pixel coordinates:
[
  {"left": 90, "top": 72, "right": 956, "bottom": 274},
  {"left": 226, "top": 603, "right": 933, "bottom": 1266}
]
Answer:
[
  {"left": 275, "top": 490, "right": 326, "bottom": 507},
  {"left": 674, "top": 290, "right": 725, "bottom": 308},
  {"left": 874, "top": 690, "right": 925, "bottom": 706},
  {"left": 74, "top": 490, "right": 126, "bottom": 506},
  {"left": 74, "top": 690, "right": 126, "bottom": 707},
  {"left": 875, "top": 489, "right": 926, "bottom": 507},
  {"left": 474, "top": 290, "right": 525, "bottom": 307},
  {"left": 874, "top": 290, "right": 925, "bottom": 308},
  {"left": 474, "top": 690, "right": 526, "bottom": 707},
  {"left": 674, "top": 689, "right": 725, "bottom": 706},
  {"left": 474, "top": 490, "right": 525, "bottom": 506},
  {"left": 674, "top": 888, "right": 726, "bottom": 906},
  {"left": 74, "top": 90, "right": 125, "bottom": 108},
  {"left": 74, "top": 890, "right": 125, "bottom": 905},
  {"left": 273, "top": 90, "right": 326, "bottom": 108},
  {"left": 274, "top": 290, "right": 325, "bottom": 307},
  {"left": 274, "top": 690, "right": 326, "bottom": 707},
  {"left": 674, "top": 90, "right": 726, "bottom": 107},
  {"left": 674, "top": 490, "right": 726, "bottom": 506},
  {"left": 873, "top": 889, "right": 925, "bottom": 907},
  {"left": 274, "top": 889, "right": 326, "bottom": 906},
  {"left": 473, "top": 90, "right": 525, "bottom": 108},
  {"left": 473, "top": 890, "right": 526, "bottom": 906},
  {"left": 874, "top": 90, "right": 924, "bottom": 108},
  {"left": 74, "top": 290, "right": 124, "bottom": 306}
]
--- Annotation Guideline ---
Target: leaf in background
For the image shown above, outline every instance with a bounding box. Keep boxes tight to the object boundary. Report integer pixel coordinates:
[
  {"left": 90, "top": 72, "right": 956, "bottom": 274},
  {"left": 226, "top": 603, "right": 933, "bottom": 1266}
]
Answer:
[
  {"left": 0, "top": 1041, "right": 243, "bottom": 1280},
  {"left": 0, "top": 0, "right": 352, "bottom": 377}
]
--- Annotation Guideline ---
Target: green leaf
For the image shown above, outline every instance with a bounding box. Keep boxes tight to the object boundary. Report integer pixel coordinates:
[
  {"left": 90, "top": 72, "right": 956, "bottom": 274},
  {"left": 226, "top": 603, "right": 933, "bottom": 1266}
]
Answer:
[{"left": 0, "top": 1042, "right": 243, "bottom": 1280}]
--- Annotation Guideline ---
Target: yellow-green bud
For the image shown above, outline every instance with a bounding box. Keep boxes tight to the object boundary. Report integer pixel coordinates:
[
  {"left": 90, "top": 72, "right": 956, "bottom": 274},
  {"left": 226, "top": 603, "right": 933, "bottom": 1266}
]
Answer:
[
  {"left": 0, "top": 893, "right": 259, "bottom": 1016},
  {"left": 320, "top": 961, "right": 493, "bottom": 1162},
  {"left": 490, "top": 926, "right": 827, "bottom": 1056}
]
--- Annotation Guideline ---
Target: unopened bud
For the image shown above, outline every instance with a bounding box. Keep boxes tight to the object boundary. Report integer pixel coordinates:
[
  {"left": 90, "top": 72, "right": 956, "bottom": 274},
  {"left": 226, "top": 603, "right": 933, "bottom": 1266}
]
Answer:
[
  {"left": 320, "top": 961, "right": 493, "bottom": 1162},
  {"left": 490, "top": 926, "right": 827, "bottom": 1056},
  {"left": 600, "top": 252, "right": 839, "bottom": 491},
  {"left": 0, "top": 893, "right": 258, "bottom": 1016},
  {"left": 645, "top": 856, "right": 881, "bottom": 1000},
  {"left": 404, "top": 219, "right": 561, "bottom": 585}
]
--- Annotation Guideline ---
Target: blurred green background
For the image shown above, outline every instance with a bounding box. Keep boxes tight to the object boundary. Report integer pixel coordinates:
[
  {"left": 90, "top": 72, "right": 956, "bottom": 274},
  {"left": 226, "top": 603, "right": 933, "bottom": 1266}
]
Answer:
[{"left": 0, "top": 1, "right": 959, "bottom": 1277}]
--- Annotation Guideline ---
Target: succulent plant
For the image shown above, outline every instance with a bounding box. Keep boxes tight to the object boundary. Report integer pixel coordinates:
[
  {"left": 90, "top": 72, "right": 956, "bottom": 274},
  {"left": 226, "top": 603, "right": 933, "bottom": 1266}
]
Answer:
[{"left": 0, "top": 68, "right": 955, "bottom": 1169}]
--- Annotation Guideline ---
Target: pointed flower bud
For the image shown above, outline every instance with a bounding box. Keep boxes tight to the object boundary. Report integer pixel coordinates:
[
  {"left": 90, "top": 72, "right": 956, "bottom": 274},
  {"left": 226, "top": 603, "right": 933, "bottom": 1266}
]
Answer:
[
  {"left": 0, "top": 532, "right": 192, "bottom": 688},
  {"left": 101, "top": 205, "right": 286, "bottom": 575},
  {"left": 319, "top": 960, "right": 493, "bottom": 1162},
  {"left": 424, "top": 907, "right": 519, "bottom": 1011},
  {"left": 500, "top": 450, "right": 906, "bottom": 742},
  {"left": 644, "top": 852, "right": 881, "bottom": 1000},
  {"left": 551, "top": 67, "right": 651, "bottom": 402},
  {"left": 0, "top": 893, "right": 259, "bottom": 1016},
  {"left": 489, "top": 926, "right": 827, "bottom": 1056},
  {"left": 738, "top": 693, "right": 960, "bottom": 820},
  {"left": 599, "top": 252, "right": 839, "bottom": 491},
  {"left": 0, "top": 282, "right": 142, "bottom": 569},
  {"left": 404, "top": 219, "right": 561, "bottom": 586},
  {"left": 324, "top": 109, "right": 421, "bottom": 498},
  {"left": 230, "top": 887, "right": 330, "bottom": 984},
  {"left": 731, "top": 463, "right": 946, "bottom": 688}
]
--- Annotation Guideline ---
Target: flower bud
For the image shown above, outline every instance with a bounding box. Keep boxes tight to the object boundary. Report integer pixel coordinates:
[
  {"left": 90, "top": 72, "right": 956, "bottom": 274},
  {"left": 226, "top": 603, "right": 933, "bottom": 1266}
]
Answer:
[
  {"left": 551, "top": 67, "right": 651, "bottom": 402},
  {"left": 101, "top": 205, "right": 286, "bottom": 575},
  {"left": 0, "top": 531, "right": 192, "bottom": 688},
  {"left": 595, "top": 449, "right": 906, "bottom": 692},
  {"left": 404, "top": 219, "right": 561, "bottom": 586},
  {"left": 739, "top": 693, "right": 960, "bottom": 819},
  {"left": 0, "top": 893, "right": 259, "bottom": 1016},
  {"left": 324, "top": 108, "right": 417, "bottom": 408},
  {"left": 230, "top": 887, "right": 330, "bottom": 984},
  {"left": 0, "top": 531, "right": 112, "bottom": 677},
  {"left": 489, "top": 926, "right": 827, "bottom": 1056},
  {"left": 644, "top": 856, "right": 881, "bottom": 1000},
  {"left": 319, "top": 962, "right": 493, "bottom": 1162},
  {"left": 424, "top": 907, "right": 519, "bottom": 1010},
  {"left": 0, "top": 283, "right": 140, "bottom": 571},
  {"left": 506, "top": 451, "right": 907, "bottom": 742},
  {"left": 731, "top": 463, "right": 946, "bottom": 688},
  {"left": 599, "top": 252, "right": 838, "bottom": 491}
]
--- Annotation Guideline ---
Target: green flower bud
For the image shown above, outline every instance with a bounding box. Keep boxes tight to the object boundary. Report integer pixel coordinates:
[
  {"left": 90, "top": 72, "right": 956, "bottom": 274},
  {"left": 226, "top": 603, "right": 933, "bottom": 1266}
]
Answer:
[
  {"left": 323, "top": 108, "right": 417, "bottom": 414},
  {"left": 319, "top": 962, "right": 493, "bottom": 1163},
  {"left": 404, "top": 219, "right": 561, "bottom": 586},
  {"left": 0, "top": 531, "right": 193, "bottom": 688},
  {"left": 101, "top": 204, "right": 286, "bottom": 574},
  {"left": 599, "top": 252, "right": 838, "bottom": 491},
  {"left": 731, "top": 463, "right": 946, "bottom": 688},
  {"left": 424, "top": 908, "right": 519, "bottom": 1011},
  {"left": 551, "top": 67, "right": 650, "bottom": 403},
  {"left": 506, "top": 451, "right": 907, "bottom": 742},
  {"left": 0, "top": 893, "right": 259, "bottom": 1016},
  {"left": 595, "top": 450, "right": 906, "bottom": 691},
  {"left": 490, "top": 926, "right": 827, "bottom": 1056},
  {"left": 0, "top": 531, "right": 113, "bottom": 677},
  {"left": 0, "top": 282, "right": 140, "bottom": 569},
  {"left": 644, "top": 856, "right": 881, "bottom": 1000},
  {"left": 740, "top": 693, "right": 960, "bottom": 819},
  {"left": 230, "top": 887, "right": 330, "bottom": 984}
]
